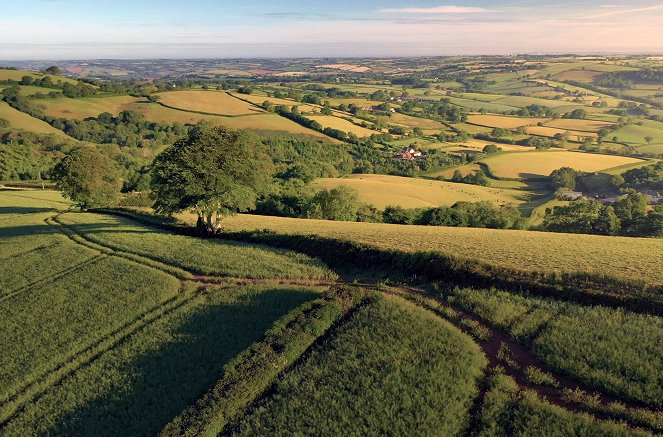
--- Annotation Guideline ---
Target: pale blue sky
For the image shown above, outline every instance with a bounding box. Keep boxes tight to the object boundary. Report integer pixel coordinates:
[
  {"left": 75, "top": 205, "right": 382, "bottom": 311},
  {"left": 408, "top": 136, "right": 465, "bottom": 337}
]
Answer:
[{"left": 1, "top": 1, "right": 662, "bottom": 59}]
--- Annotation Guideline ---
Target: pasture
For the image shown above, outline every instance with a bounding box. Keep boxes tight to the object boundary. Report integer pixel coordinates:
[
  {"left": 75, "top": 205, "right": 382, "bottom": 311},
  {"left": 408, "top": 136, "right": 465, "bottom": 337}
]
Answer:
[
  {"left": 466, "top": 114, "right": 547, "bottom": 129},
  {"left": 157, "top": 91, "right": 264, "bottom": 116},
  {"left": 313, "top": 174, "right": 528, "bottom": 209},
  {"left": 0, "top": 69, "right": 79, "bottom": 85},
  {"left": 0, "top": 102, "right": 73, "bottom": 138},
  {"left": 212, "top": 213, "right": 663, "bottom": 284},
  {"left": 36, "top": 96, "right": 139, "bottom": 119},
  {"left": 306, "top": 115, "right": 378, "bottom": 137},
  {"left": 479, "top": 150, "right": 642, "bottom": 179}
]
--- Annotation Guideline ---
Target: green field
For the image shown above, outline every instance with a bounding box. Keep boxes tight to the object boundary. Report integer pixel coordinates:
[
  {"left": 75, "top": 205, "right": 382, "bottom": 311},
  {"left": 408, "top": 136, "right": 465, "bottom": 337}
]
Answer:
[
  {"left": 1, "top": 189, "right": 658, "bottom": 435},
  {"left": 231, "top": 295, "right": 486, "bottom": 435},
  {"left": 0, "top": 102, "right": 73, "bottom": 138},
  {"left": 210, "top": 213, "right": 663, "bottom": 285},
  {"left": 37, "top": 95, "right": 139, "bottom": 119}
]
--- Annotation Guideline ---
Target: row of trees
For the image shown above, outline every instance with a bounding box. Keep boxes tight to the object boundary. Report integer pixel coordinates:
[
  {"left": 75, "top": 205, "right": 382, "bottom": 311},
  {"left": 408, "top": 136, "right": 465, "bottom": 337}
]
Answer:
[{"left": 544, "top": 196, "right": 663, "bottom": 237}]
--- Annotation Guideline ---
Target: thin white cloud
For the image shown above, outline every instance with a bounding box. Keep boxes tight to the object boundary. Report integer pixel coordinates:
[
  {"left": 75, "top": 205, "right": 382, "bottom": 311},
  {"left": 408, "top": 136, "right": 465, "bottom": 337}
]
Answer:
[
  {"left": 589, "top": 4, "right": 663, "bottom": 18},
  {"left": 380, "top": 5, "right": 489, "bottom": 14}
]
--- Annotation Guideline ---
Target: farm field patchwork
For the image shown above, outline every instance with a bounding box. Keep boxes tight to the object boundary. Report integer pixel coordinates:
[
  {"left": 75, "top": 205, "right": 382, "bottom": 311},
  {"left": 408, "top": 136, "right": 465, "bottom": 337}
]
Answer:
[
  {"left": 466, "top": 114, "right": 548, "bottom": 129},
  {"left": 313, "top": 174, "right": 529, "bottom": 209}
]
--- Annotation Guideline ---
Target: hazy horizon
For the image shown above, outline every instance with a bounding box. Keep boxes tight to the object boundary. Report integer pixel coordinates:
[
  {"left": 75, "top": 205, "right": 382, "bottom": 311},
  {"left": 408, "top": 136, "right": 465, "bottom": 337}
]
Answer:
[{"left": 2, "top": 0, "right": 663, "bottom": 60}]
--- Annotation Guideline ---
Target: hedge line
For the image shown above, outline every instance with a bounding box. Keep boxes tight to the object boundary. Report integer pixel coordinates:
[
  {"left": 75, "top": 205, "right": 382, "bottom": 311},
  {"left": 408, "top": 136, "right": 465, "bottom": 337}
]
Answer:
[{"left": 99, "top": 209, "right": 663, "bottom": 316}]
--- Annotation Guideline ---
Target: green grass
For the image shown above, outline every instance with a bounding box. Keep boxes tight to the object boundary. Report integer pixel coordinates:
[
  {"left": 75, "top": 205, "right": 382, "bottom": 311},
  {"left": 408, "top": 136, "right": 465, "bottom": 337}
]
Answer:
[
  {"left": 0, "top": 102, "right": 73, "bottom": 138},
  {"left": 231, "top": 295, "right": 486, "bottom": 436},
  {"left": 211, "top": 214, "right": 663, "bottom": 286},
  {"left": 57, "top": 212, "right": 334, "bottom": 280},
  {"left": 477, "top": 373, "right": 649, "bottom": 437},
  {"left": 1, "top": 284, "right": 319, "bottom": 436},
  {"left": 446, "top": 286, "right": 663, "bottom": 408}
]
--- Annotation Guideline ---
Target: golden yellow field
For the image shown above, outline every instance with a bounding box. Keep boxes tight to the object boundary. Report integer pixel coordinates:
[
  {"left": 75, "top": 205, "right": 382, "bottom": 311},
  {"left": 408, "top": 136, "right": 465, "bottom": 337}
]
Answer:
[
  {"left": 0, "top": 69, "right": 79, "bottom": 85},
  {"left": 157, "top": 91, "right": 264, "bottom": 116},
  {"left": 481, "top": 151, "right": 642, "bottom": 178},
  {"left": 466, "top": 114, "right": 547, "bottom": 129},
  {"left": 525, "top": 126, "right": 597, "bottom": 142},
  {"left": 0, "top": 102, "right": 73, "bottom": 138},
  {"left": 307, "top": 115, "right": 378, "bottom": 137},
  {"left": 192, "top": 214, "right": 663, "bottom": 284},
  {"left": 443, "top": 141, "right": 535, "bottom": 153},
  {"left": 316, "top": 64, "right": 370, "bottom": 73},
  {"left": 36, "top": 96, "right": 139, "bottom": 119},
  {"left": 313, "top": 174, "right": 528, "bottom": 208},
  {"left": 544, "top": 118, "right": 614, "bottom": 132},
  {"left": 387, "top": 112, "right": 445, "bottom": 130},
  {"left": 131, "top": 102, "right": 332, "bottom": 138}
]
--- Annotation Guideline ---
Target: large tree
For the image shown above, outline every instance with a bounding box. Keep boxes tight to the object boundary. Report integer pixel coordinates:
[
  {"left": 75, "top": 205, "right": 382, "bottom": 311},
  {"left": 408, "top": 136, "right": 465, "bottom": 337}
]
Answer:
[
  {"left": 54, "top": 148, "right": 121, "bottom": 210},
  {"left": 151, "top": 125, "right": 274, "bottom": 233}
]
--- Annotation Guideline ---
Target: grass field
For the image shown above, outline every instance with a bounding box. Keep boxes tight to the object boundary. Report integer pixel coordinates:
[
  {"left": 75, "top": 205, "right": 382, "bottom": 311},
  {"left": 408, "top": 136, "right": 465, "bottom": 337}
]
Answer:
[
  {"left": 543, "top": 118, "right": 614, "bottom": 132},
  {"left": 231, "top": 295, "right": 486, "bottom": 435},
  {"left": 466, "top": 114, "right": 547, "bottom": 129},
  {"left": 611, "top": 120, "right": 663, "bottom": 145},
  {"left": 157, "top": 91, "right": 264, "bottom": 116},
  {"left": 17, "top": 86, "right": 62, "bottom": 96},
  {"left": 127, "top": 101, "right": 331, "bottom": 138},
  {"left": 0, "top": 102, "right": 73, "bottom": 138},
  {"left": 209, "top": 214, "right": 663, "bottom": 284},
  {"left": 307, "top": 115, "right": 378, "bottom": 137},
  {"left": 36, "top": 95, "right": 140, "bottom": 119},
  {"left": 479, "top": 150, "right": 642, "bottom": 179},
  {"left": 313, "top": 174, "right": 529, "bottom": 209},
  {"left": 0, "top": 69, "right": 79, "bottom": 85}
]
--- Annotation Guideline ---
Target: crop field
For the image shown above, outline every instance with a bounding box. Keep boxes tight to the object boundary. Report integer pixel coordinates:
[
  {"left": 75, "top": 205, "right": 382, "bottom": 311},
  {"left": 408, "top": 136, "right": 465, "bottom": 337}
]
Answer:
[
  {"left": 128, "top": 102, "right": 330, "bottom": 138},
  {"left": 466, "top": 114, "right": 547, "bottom": 129},
  {"left": 525, "top": 126, "right": 596, "bottom": 142},
  {"left": 0, "top": 102, "right": 72, "bottom": 138},
  {"left": 211, "top": 213, "right": 663, "bottom": 284},
  {"left": 479, "top": 150, "right": 642, "bottom": 179},
  {"left": 157, "top": 91, "right": 264, "bottom": 116},
  {"left": 231, "top": 295, "right": 486, "bottom": 435},
  {"left": 306, "top": 115, "right": 378, "bottom": 137},
  {"left": 448, "top": 286, "right": 663, "bottom": 408},
  {"left": 543, "top": 118, "right": 614, "bottom": 132},
  {"left": 57, "top": 212, "right": 333, "bottom": 280},
  {"left": 313, "top": 174, "right": 529, "bottom": 209},
  {"left": 447, "top": 96, "right": 519, "bottom": 112},
  {"left": 386, "top": 112, "right": 445, "bottom": 130},
  {"left": 37, "top": 95, "right": 140, "bottom": 119}
]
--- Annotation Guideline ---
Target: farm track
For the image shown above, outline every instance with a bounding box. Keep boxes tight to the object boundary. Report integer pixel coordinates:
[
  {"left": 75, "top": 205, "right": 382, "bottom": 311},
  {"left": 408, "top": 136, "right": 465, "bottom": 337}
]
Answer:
[
  {"left": 371, "top": 284, "right": 663, "bottom": 434},
  {"left": 0, "top": 240, "right": 61, "bottom": 261},
  {"left": 0, "top": 289, "right": 196, "bottom": 428},
  {"left": 0, "top": 253, "right": 106, "bottom": 303}
]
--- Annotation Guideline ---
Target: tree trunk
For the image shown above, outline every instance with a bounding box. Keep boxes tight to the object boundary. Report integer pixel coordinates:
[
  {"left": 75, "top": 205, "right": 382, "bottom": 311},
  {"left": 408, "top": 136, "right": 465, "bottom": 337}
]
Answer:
[
  {"left": 195, "top": 214, "right": 206, "bottom": 234},
  {"left": 205, "top": 214, "right": 220, "bottom": 234}
]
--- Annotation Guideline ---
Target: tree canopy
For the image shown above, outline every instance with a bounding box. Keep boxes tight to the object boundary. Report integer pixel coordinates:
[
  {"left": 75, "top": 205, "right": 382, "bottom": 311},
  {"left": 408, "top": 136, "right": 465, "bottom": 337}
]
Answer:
[
  {"left": 54, "top": 147, "right": 121, "bottom": 210},
  {"left": 151, "top": 125, "right": 274, "bottom": 233}
]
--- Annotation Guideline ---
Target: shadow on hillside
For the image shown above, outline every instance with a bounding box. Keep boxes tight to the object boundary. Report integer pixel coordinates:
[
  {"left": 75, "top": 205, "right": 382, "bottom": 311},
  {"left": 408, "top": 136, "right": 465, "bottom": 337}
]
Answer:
[
  {"left": 0, "top": 206, "right": 57, "bottom": 215},
  {"left": 42, "top": 287, "right": 317, "bottom": 436}
]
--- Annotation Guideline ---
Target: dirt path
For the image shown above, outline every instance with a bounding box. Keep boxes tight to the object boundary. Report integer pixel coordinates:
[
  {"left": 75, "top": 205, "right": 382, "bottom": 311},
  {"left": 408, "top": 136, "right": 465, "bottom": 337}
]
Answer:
[{"left": 371, "top": 284, "right": 662, "bottom": 434}]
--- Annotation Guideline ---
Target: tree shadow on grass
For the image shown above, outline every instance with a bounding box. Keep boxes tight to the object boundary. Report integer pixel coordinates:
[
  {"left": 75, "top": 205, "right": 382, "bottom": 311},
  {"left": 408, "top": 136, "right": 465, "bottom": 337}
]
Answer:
[
  {"left": 42, "top": 288, "right": 317, "bottom": 437},
  {"left": 0, "top": 206, "right": 57, "bottom": 215}
]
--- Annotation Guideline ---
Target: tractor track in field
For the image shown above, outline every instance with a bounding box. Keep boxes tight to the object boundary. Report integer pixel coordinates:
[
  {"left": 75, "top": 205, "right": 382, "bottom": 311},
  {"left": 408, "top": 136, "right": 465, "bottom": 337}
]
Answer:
[
  {"left": 0, "top": 254, "right": 107, "bottom": 303},
  {"left": 0, "top": 288, "right": 197, "bottom": 428},
  {"left": 1, "top": 213, "right": 340, "bottom": 430},
  {"left": 371, "top": 284, "right": 663, "bottom": 435}
]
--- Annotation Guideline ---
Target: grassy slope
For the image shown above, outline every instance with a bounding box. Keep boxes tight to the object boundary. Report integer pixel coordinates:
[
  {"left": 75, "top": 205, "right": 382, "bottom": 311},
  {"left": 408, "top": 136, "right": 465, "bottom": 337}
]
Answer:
[
  {"left": 0, "top": 102, "right": 73, "bottom": 138},
  {"left": 313, "top": 174, "right": 530, "bottom": 209},
  {"left": 36, "top": 95, "right": 139, "bottom": 119},
  {"left": 157, "top": 90, "right": 265, "bottom": 116},
  {"left": 206, "top": 213, "right": 663, "bottom": 285}
]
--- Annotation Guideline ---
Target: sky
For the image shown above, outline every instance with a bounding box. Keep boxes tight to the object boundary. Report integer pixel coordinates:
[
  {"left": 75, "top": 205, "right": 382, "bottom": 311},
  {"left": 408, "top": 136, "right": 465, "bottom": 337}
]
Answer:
[{"left": 1, "top": 0, "right": 663, "bottom": 59}]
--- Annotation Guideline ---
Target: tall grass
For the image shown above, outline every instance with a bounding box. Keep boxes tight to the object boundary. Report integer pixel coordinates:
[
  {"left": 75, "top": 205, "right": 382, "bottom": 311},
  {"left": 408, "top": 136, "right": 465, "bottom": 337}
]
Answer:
[{"left": 230, "top": 295, "right": 487, "bottom": 436}]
